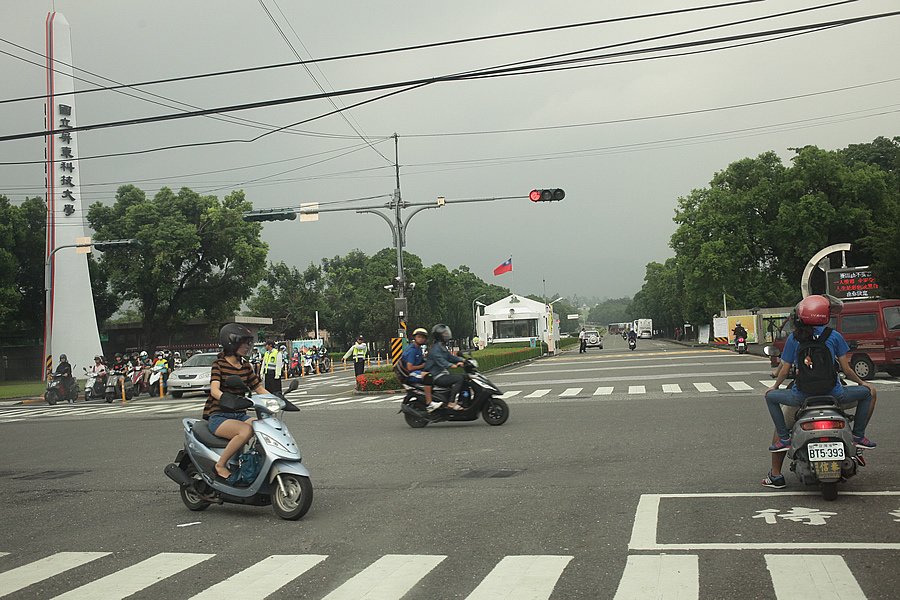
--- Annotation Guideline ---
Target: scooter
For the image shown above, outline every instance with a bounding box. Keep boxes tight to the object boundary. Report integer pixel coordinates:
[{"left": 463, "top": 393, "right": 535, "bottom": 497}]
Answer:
[
  {"left": 319, "top": 354, "right": 331, "bottom": 373},
  {"left": 628, "top": 337, "right": 637, "bottom": 351},
  {"left": 735, "top": 337, "right": 748, "bottom": 354},
  {"left": 784, "top": 395, "right": 864, "bottom": 501},
  {"left": 163, "top": 377, "right": 312, "bottom": 520},
  {"left": 148, "top": 364, "right": 167, "bottom": 396},
  {"left": 45, "top": 371, "right": 79, "bottom": 405},
  {"left": 104, "top": 369, "right": 135, "bottom": 402},
  {"left": 399, "top": 359, "right": 509, "bottom": 428},
  {"left": 82, "top": 366, "right": 106, "bottom": 402},
  {"left": 129, "top": 364, "right": 147, "bottom": 396}
]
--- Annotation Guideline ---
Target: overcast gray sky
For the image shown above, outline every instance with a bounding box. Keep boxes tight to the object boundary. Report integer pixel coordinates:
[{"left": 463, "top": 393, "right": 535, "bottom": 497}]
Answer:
[{"left": 2, "top": 0, "right": 899, "bottom": 301}]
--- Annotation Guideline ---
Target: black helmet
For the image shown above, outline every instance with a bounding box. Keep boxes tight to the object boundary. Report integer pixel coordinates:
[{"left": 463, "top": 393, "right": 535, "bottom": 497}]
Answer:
[
  {"left": 220, "top": 323, "right": 254, "bottom": 354},
  {"left": 431, "top": 324, "right": 452, "bottom": 343},
  {"left": 59, "top": 354, "right": 68, "bottom": 361}
]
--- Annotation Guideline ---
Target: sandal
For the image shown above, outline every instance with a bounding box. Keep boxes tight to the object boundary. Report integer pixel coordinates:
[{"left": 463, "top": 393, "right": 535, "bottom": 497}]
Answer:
[{"left": 448, "top": 403, "right": 464, "bottom": 411}]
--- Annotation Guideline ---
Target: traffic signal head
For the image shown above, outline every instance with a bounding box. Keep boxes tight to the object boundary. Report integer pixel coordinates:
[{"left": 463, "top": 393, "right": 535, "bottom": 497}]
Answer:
[
  {"left": 529, "top": 188, "right": 565, "bottom": 202},
  {"left": 243, "top": 209, "right": 298, "bottom": 222},
  {"left": 92, "top": 239, "right": 138, "bottom": 251}
]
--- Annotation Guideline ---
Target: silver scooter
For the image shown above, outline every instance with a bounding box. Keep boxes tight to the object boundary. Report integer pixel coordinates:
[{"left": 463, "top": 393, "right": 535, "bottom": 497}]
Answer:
[
  {"left": 785, "top": 395, "right": 863, "bottom": 501},
  {"left": 164, "top": 376, "right": 313, "bottom": 520}
]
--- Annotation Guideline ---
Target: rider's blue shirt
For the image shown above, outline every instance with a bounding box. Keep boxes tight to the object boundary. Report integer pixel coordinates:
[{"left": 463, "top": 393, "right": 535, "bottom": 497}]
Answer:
[
  {"left": 781, "top": 325, "right": 850, "bottom": 397},
  {"left": 401, "top": 343, "right": 424, "bottom": 369}
]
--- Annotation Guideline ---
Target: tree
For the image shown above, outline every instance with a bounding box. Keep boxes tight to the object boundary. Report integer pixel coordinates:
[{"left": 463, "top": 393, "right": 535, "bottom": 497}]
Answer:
[
  {"left": 587, "top": 297, "right": 633, "bottom": 327},
  {"left": 87, "top": 185, "right": 268, "bottom": 349},
  {"left": 247, "top": 262, "right": 326, "bottom": 339}
]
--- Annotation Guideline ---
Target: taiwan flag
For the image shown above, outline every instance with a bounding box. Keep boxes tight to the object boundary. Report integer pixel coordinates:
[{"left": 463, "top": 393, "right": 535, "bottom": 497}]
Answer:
[{"left": 493, "top": 257, "right": 513, "bottom": 276}]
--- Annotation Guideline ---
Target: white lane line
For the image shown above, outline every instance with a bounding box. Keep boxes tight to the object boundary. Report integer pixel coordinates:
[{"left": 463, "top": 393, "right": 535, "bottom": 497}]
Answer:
[
  {"left": 155, "top": 405, "right": 200, "bottom": 413},
  {"left": 0, "top": 419, "right": 24, "bottom": 424},
  {"left": 322, "top": 554, "right": 445, "bottom": 600},
  {"left": 559, "top": 388, "right": 583, "bottom": 397},
  {"left": 593, "top": 387, "right": 614, "bottom": 396},
  {"left": 761, "top": 380, "right": 785, "bottom": 389},
  {"left": 727, "top": 381, "right": 754, "bottom": 391},
  {"left": 331, "top": 383, "right": 353, "bottom": 387},
  {"left": 499, "top": 391, "right": 521, "bottom": 399},
  {"left": 293, "top": 398, "right": 329, "bottom": 406},
  {"left": 628, "top": 386, "right": 646, "bottom": 394},
  {"left": 765, "top": 554, "right": 865, "bottom": 599},
  {"left": 465, "top": 555, "right": 573, "bottom": 600},
  {"left": 299, "top": 397, "right": 349, "bottom": 406},
  {"left": 52, "top": 552, "right": 214, "bottom": 599},
  {"left": 363, "top": 395, "right": 403, "bottom": 404},
  {"left": 189, "top": 554, "right": 327, "bottom": 600},
  {"left": 0, "top": 551, "right": 110, "bottom": 597},
  {"left": 693, "top": 382, "right": 717, "bottom": 393},
  {"left": 524, "top": 389, "right": 551, "bottom": 399},
  {"left": 329, "top": 398, "right": 370, "bottom": 405},
  {"left": 662, "top": 384, "right": 682, "bottom": 393},
  {"left": 613, "top": 554, "right": 698, "bottom": 600}
]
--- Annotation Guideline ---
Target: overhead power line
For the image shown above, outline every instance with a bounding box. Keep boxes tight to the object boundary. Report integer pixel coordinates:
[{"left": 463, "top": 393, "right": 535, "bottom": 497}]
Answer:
[
  {"left": 2, "top": 8, "right": 895, "bottom": 147},
  {"left": 0, "top": 0, "right": 768, "bottom": 106}
]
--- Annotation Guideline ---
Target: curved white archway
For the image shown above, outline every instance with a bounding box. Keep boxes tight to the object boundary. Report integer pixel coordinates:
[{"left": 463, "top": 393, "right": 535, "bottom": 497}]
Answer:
[{"left": 801, "top": 243, "right": 851, "bottom": 298}]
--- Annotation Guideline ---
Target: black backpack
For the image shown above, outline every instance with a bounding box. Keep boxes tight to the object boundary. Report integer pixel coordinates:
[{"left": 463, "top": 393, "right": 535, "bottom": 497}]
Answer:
[{"left": 794, "top": 327, "right": 837, "bottom": 395}]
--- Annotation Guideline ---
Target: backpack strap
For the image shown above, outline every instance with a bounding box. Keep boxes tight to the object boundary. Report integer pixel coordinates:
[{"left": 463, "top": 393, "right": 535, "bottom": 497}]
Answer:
[{"left": 818, "top": 327, "right": 833, "bottom": 342}]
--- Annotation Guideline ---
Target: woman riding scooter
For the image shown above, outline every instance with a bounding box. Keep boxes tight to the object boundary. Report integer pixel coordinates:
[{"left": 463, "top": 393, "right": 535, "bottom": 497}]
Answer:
[{"left": 203, "top": 323, "right": 269, "bottom": 480}]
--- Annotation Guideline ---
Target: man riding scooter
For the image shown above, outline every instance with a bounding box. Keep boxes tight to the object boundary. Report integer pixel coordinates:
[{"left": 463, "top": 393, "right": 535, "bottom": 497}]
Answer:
[
  {"left": 424, "top": 324, "right": 465, "bottom": 411},
  {"left": 761, "top": 295, "right": 878, "bottom": 489},
  {"left": 733, "top": 321, "right": 748, "bottom": 352},
  {"left": 53, "top": 354, "right": 76, "bottom": 401}
]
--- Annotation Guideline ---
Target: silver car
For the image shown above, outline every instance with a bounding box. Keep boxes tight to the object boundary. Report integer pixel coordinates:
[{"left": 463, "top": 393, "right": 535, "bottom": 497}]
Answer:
[{"left": 168, "top": 352, "right": 217, "bottom": 398}]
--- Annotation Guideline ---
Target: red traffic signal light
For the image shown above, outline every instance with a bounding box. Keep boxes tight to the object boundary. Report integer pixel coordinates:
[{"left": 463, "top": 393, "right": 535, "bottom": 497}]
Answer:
[{"left": 529, "top": 189, "right": 565, "bottom": 202}]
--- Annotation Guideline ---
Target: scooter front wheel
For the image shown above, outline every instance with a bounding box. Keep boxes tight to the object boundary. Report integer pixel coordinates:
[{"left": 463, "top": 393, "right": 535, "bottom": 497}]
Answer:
[
  {"left": 46, "top": 390, "right": 58, "bottom": 406},
  {"left": 482, "top": 397, "right": 509, "bottom": 426},
  {"left": 271, "top": 474, "right": 313, "bottom": 520},
  {"left": 180, "top": 464, "right": 211, "bottom": 511}
]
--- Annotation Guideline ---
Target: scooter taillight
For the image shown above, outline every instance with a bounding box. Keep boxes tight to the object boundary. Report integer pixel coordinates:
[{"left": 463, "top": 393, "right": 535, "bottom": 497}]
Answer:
[{"left": 801, "top": 420, "right": 844, "bottom": 431}]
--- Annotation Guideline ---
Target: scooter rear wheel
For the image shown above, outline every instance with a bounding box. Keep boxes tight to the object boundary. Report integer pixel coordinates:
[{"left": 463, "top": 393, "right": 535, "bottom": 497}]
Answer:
[
  {"left": 821, "top": 482, "right": 838, "bottom": 501},
  {"left": 271, "top": 474, "right": 313, "bottom": 520},
  {"left": 180, "top": 464, "right": 211, "bottom": 511}
]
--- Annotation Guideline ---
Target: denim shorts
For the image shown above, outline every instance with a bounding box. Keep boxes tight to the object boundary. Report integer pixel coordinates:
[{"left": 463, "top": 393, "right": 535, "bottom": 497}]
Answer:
[{"left": 208, "top": 411, "right": 251, "bottom": 435}]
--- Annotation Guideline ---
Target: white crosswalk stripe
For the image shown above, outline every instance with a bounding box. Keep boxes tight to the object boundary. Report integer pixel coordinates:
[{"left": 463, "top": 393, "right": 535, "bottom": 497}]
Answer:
[
  {"left": 0, "top": 551, "right": 109, "bottom": 597},
  {"left": 465, "top": 555, "right": 572, "bottom": 600},
  {"left": 559, "top": 387, "right": 583, "bottom": 397},
  {"left": 499, "top": 391, "right": 521, "bottom": 399},
  {"left": 628, "top": 386, "right": 645, "bottom": 394},
  {"left": 297, "top": 397, "right": 348, "bottom": 406},
  {"left": 765, "top": 554, "right": 865, "bottom": 599},
  {"left": 189, "top": 554, "right": 326, "bottom": 600},
  {"left": 662, "top": 384, "right": 682, "bottom": 393},
  {"left": 52, "top": 552, "right": 214, "bottom": 599},
  {"left": 330, "top": 398, "right": 370, "bottom": 405},
  {"left": 525, "top": 389, "right": 551, "bottom": 398},
  {"left": 693, "top": 382, "right": 717, "bottom": 392},
  {"left": 322, "top": 554, "right": 445, "bottom": 599},
  {"left": 593, "top": 386, "right": 614, "bottom": 395},
  {"left": 728, "top": 381, "right": 754, "bottom": 391},
  {"left": 614, "top": 555, "right": 698, "bottom": 600},
  {"left": 762, "top": 380, "right": 785, "bottom": 389},
  {"left": 363, "top": 395, "right": 405, "bottom": 404}
]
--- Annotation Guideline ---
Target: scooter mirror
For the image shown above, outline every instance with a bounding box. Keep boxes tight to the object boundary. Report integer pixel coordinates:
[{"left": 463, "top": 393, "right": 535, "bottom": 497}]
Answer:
[{"left": 763, "top": 346, "right": 780, "bottom": 357}]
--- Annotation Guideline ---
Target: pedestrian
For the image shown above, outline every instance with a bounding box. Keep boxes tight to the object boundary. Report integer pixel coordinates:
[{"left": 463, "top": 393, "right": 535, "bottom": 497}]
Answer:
[
  {"left": 262, "top": 341, "right": 283, "bottom": 395},
  {"left": 343, "top": 335, "right": 369, "bottom": 377},
  {"left": 578, "top": 327, "right": 586, "bottom": 353}
]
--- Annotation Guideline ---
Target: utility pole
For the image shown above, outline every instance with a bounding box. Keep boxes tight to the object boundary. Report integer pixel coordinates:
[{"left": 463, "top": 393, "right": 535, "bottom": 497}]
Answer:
[{"left": 392, "top": 133, "right": 407, "bottom": 339}]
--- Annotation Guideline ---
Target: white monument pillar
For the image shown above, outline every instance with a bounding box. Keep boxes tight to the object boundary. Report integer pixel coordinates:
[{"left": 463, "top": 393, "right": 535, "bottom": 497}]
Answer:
[{"left": 42, "top": 12, "right": 103, "bottom": 378}]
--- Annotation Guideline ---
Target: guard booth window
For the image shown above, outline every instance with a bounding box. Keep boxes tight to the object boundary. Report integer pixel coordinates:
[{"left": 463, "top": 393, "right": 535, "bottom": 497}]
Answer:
[{"left": 493, "top": 319, "right": 538, "bottom": 339}]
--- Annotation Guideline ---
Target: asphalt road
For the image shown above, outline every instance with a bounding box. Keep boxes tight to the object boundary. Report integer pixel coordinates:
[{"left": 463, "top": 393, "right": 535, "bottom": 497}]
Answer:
[{"left": 1, "top": 337, "right": 898, "bottom": 599}]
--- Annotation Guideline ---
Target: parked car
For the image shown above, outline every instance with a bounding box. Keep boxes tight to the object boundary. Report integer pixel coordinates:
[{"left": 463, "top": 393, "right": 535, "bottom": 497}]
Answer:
[
  {"left": 772, "top": 299, "right": 900, "bottom": 380},
  {"left": 167, "top": 352, "right": 217, "bottom": 398},
  {"left": 583, "top": 330, "right": 603, "bottom": 350}
]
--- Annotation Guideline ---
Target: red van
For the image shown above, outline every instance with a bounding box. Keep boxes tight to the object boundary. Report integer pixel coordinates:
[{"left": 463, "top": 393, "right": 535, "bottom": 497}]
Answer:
[{"left": 772, "top": 299, "right": 900, "bottom": 379}]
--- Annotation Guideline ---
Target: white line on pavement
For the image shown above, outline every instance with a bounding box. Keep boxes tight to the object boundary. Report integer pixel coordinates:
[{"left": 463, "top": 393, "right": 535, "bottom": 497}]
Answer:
[
  {"left": 189, "top": 554, "right": 327, "bottom": 600},
  {"left": 559, "top": 388, "right": 583, "bottom": 397},
  {"left": 465, "top": 555, "right": 573, "bottom": 600},
  {"left": 52, "top": 552, "right": 214, "bottom": 600},
  {"left": 662, "top": 384, "right": 682, "bottom": 393},
  {"left": 760, "top": 380, "right": 785, "bottom": 389},
  {"left": 765, "top": 555, "right": 865, "bottom": 600},
  {"left": 524, "top": 389, "right": 551, "bottom": 398},
  {"left": 490, "top": 370, "right": 765, "bottom": 387},
  {"left": 499, "top": 391, "right": 521, "bottom": 399},
  {"left": 329, "top": 398, "right": 370, "bottom": 405},
  {"left": 593, "top": 387, "right": 614, "bottom": 395},
  {"left": 322, "top": 554, "right": 446, "bottom": 600},
  {"left": 0, "top": 551, "right": 110, "bottom": 596},
  {"left": 727, "top": 381, "right": 754, "bottom": 391},
  {"left": 628, "top": 386, "right": 645, "bottom": 394},
  {"left": 299, "top": 397, "right": 348, "bottom": 406},
  {"left": 613, "top": 555, "right": 698, "bottom": 600},
  {"left": 693, "top": 382, "right": 717, "bottom": 392}
]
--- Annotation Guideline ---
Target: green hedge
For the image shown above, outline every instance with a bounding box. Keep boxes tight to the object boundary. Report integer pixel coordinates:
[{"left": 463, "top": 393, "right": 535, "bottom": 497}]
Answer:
[{"left": 558, "top": 337, "right": 579, "bottom": 349}]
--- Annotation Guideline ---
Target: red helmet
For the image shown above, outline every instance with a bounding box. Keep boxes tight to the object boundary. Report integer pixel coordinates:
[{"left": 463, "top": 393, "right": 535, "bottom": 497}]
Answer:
[{"left": 795, "top": 294, "right": 842, "bottom": 326}]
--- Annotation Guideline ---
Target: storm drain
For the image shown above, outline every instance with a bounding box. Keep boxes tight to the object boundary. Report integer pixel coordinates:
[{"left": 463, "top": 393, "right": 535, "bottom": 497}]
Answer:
[
  {"left": 13, "top": 470, "right": 89, "bottom": 480},
  {"left": 461, "top": 468, "right": 524, "bottom": 479}
]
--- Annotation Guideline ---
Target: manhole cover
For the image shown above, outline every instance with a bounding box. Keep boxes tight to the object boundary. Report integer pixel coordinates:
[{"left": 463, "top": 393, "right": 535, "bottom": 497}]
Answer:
[
  {"left": 461, "top": 468, "right": 524, "bottom": 479},
  {"left": 14, "top": 470, "right": 89, "bottom": 480}
]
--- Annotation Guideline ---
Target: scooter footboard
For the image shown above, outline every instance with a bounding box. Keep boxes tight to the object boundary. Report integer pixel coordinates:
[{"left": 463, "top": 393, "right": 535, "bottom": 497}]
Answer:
[{"left": 268, "top": 460, "right": 311, "bottom": 482}]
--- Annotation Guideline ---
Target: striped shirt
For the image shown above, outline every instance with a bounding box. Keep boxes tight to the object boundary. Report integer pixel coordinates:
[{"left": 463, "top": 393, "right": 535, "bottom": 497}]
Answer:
[{"left": 202, "top": 354, "right": 262, "bottom": 419}]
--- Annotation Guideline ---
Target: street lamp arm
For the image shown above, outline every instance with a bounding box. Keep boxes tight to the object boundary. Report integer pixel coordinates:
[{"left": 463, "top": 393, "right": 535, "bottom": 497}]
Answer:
[
  {"left": 356, "top": 209, "right": 397, "bottom": 247},
  {"left": 402, "top": 204, "right": 441, "bottom": 232}
]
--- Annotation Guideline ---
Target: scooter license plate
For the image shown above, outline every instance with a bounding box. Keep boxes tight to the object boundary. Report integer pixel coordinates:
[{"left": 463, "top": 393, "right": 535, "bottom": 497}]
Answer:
[{"left": 807, "top": 442, "right": 845, "bottom": 462}]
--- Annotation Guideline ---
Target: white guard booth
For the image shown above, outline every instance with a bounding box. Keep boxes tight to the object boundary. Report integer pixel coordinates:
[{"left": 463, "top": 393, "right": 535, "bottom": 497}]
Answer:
[{"left": 476, "top": 295, "right": 560, "bottom": 352}]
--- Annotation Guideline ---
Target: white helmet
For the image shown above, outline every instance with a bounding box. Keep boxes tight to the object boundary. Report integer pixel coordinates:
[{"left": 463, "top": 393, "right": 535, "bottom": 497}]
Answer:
[
  {"left": 174, "top": 351, "right": 181, "bottom": 357},
  {"left": 140, "top": 350, "right": 148, "bottom": 358}
]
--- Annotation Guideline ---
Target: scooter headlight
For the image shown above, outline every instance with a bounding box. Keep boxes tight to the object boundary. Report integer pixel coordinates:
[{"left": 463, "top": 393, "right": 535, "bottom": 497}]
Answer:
[{"left": 264, "top": 396, "right": 284, "bottom": 413}]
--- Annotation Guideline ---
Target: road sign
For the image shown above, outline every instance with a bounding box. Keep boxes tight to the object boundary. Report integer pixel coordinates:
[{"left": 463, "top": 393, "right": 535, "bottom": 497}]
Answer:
[
  {"left": 390, "top": 337, "right": 403, "bottom": 365},
  {"left": 567, "top": 314, "right": 579, "bottom": 320}
]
